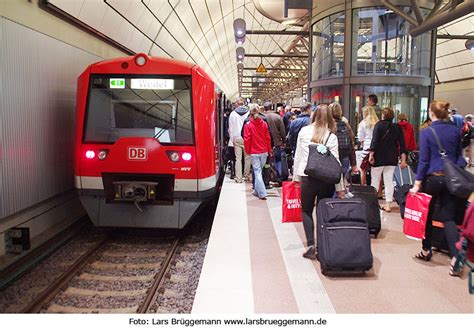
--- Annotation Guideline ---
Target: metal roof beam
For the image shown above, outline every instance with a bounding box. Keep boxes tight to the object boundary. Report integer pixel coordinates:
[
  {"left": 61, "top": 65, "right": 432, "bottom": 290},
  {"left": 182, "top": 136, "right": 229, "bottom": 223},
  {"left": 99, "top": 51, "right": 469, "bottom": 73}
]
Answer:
[
  {"left": 437, "top": 34, "right": 474, "bottom": 40},
  {"left": 245, "top": 53, "right": 308, "bottom": 58},
  {"left": 246, "top": 30, "right": 309, "bottom": 36},
  {"left": 243, "top": 67, "right": 306, "bottom": 71}
]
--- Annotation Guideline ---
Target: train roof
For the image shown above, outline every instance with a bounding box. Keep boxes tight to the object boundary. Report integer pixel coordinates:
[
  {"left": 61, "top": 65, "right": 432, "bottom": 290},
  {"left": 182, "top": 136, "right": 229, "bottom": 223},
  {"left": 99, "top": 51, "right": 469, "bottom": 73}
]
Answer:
[{"left": 89, "top": 53, "right": 197, "bottom": 75}]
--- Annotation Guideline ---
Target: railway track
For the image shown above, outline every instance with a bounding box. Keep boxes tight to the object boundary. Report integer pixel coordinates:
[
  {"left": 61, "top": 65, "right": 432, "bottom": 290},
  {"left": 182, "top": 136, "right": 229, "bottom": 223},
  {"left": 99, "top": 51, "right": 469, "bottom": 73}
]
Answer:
[{"left": 22, "top": 233, "right": 183, "bottom": 314}]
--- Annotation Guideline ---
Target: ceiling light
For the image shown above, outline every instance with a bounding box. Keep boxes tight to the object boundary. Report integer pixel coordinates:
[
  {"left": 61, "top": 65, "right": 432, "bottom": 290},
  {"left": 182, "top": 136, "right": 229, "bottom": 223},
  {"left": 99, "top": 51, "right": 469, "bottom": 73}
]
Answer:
[
  {"left": 466, "top": 40, "right": 474, "bottom": 50},
  {"left": 282, "top": 19, "right": 297, "bottom": 25}
]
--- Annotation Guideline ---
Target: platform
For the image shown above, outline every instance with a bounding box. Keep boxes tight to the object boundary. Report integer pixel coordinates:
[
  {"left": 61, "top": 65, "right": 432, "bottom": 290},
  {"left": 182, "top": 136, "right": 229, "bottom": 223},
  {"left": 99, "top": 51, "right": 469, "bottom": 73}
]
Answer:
[{"left": 192, "top": 177, "right": 474, "bottom": 314}]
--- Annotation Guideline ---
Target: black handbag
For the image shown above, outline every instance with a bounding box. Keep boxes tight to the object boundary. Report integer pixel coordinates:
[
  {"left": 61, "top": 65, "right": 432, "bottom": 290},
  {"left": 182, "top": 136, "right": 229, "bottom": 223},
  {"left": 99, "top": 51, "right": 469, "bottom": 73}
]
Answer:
[
  {"left": 429, "top": 127, "right": 474, "bottom": 199},
  {"left": 304, "top": 133, "right": 342, "bottom": 184}
]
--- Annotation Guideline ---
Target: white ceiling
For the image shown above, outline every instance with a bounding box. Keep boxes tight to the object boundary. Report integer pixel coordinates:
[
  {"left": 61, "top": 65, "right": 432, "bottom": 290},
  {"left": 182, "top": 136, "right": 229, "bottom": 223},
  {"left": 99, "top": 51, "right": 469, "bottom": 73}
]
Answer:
[
  {"left": 49, "top": 0, "right": 302, "bottom": 99},
  {"left": 48, "top": 0, "right": 473, "bottom": 98},
  {"left": 436, "top": 13, "right": 474, "bottom": 83}
]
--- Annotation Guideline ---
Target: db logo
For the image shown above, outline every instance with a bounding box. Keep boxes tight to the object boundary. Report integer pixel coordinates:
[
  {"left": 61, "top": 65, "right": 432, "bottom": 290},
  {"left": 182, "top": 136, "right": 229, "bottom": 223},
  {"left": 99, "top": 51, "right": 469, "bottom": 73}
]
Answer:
[{"left": 128, "top": 147, "right": 147, "bottom": 161}]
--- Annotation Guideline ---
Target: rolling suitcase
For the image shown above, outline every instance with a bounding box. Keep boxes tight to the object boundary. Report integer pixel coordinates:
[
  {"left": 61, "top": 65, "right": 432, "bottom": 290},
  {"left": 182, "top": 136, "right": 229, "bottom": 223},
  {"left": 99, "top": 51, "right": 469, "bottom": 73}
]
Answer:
[
  {"left": 316, "top": 198, "right": 373, "bottom": 274},
  {"left": 431, "top": 199, "right": 467, "bottom": 253},
  {"left": 393, "top": 165, "right": 415, "bottom": 219},
  {"left": 347, "top": 183, "right": 381, "bottom": 237},
  {"left": 393, "top": 164, "right": 415, "bottom": 187}
]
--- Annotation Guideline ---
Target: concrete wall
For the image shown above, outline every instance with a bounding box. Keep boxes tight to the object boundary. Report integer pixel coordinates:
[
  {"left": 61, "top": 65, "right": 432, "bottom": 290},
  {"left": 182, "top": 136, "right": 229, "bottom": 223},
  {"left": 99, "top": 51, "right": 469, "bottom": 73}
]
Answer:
[
  {"left": 0, "top": 0, "right": 126, "bottom": 257},
  {"left": 434, "top": 79, "right": 474, "bottom": 116}
]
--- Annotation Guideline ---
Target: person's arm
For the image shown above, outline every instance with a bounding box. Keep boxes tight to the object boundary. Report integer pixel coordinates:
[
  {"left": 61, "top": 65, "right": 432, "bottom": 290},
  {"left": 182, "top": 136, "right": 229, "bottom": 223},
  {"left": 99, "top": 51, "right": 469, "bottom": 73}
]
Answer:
[
  {"left": 409, "top": 124, "right": 417, "bottom": 151},
  {"left": 370, "top": 123, "right": 381, "bottom": 152},
  {"left": 244, "top": 123, "right": 251, "bottom": 155},
  {"left": 369, "top": 123, "right": 381, "bottom": 164},
  {"left": 278, "top": 118, "right": 286, "bottom": 144},
  {"left": 346, "top": 123, "right": 358, "bottom": 170},
  {"left": 265, "top": 123, "right": 272, "bottom": 154},
  {"left": 292, "top": 129, "right": 304, "bottom": 182},
  {"left": 327, "top": 133, "right": 345, "bottom": 197},
  {"left": 358, "top": 122, "right": 366, "bottom": 149},
  {"left": 288, "top": 122, "right": 296, "bottom": 151},
  {"left": 397, "top": 126, "right": 408, "bottom": 168},
  {"left": 412, "top": 130, "right": 430, "bottom": 193},
  {"left": 228, "top": 114, "right": 236, "bottom": 142}
]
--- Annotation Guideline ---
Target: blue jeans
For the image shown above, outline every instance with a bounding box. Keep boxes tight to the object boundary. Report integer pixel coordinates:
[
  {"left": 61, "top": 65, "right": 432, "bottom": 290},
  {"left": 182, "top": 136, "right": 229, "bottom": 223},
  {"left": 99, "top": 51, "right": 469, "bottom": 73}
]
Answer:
[
  {"left": 340, "top": 156, "right": 350, "bottom": 176},
  {"left": 250, "top": 153, "right": 268, "bottom": 198},
  {"left": 273, "top": 146, "right": 282, "bottom": 177}
]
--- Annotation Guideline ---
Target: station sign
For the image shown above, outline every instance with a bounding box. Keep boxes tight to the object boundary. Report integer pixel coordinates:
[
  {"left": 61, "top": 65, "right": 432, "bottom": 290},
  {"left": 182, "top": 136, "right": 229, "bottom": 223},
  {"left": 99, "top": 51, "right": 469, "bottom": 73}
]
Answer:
[{"left": 131, "top": 79, "right": 174, "bottom": 90}]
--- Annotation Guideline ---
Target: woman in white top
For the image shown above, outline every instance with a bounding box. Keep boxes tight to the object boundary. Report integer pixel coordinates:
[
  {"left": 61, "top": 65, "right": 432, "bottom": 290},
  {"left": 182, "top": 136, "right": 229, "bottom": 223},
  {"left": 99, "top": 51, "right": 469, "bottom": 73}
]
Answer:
[
  {"left": 293, "top": 105, "right": 345, "bottom": 260},
  {"left": 357, "top": 106, "right": 379, "bottom": 185}
]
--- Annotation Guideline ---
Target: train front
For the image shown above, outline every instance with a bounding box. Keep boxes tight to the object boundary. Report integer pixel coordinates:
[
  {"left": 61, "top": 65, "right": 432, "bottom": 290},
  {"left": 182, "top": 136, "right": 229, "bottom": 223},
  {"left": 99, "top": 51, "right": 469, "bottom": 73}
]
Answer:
[{"left": 74, "top": 54, "right": 218, "bottom": 228}]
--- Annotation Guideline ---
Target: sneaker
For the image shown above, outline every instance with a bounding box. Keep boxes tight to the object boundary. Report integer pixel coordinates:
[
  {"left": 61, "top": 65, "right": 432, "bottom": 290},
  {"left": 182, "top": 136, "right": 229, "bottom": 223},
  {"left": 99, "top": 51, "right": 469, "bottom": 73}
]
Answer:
[
  {"left": 265, "top": 185, "right": 273, "bottom": 190},
  {"left": 259, "top": 196, "right": 267, "bottom": 200},
  {"left": 235, "top": 179, "right": 243, "bottom": 183},
  {"left": 303, "top": 246, "right": 318, "bottom": 260}
]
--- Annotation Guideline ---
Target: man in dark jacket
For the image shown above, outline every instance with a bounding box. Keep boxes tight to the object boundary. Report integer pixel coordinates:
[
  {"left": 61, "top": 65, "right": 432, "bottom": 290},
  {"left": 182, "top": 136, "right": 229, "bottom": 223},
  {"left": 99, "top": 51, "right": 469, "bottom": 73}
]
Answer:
[
  {"left": 264, "top": 102, "right": 287, "bottom": 184},
  {"left": 288, "top": 104, "right": 311, "bottom": 156}
]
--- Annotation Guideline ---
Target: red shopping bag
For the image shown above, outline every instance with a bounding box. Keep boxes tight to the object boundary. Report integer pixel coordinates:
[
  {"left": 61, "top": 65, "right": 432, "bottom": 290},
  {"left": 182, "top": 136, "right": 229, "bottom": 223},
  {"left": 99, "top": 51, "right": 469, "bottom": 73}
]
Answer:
[
  {"left": 282, "top": 181, "right": 302, "bottom": 223},
  {"left": 403, "top": 192, "right": 432, "bottom": 240}
]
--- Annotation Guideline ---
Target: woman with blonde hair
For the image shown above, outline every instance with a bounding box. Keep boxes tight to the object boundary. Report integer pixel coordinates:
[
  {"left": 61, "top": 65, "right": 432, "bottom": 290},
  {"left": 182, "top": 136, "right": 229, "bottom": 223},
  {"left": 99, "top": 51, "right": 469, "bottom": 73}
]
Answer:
[
  {"left": 244, "top": 105, "right": 272, "bottom": 200},
  {"left": 329, "top": 102, "right": 357, "bottom": 176},
  {"left": 411, "top": 100, "right": 467, "bottom": 276},
  {"left": 357, "top": 106, "right": 379, "bottom": 185},
  {"left": 293, "top": 104, "right": 345, "bottom": 260}
]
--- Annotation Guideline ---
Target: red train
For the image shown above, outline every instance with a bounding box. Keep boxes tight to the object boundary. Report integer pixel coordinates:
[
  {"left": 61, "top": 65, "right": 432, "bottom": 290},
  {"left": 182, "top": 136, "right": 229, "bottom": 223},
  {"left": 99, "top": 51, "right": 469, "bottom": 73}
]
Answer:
[{"left": 74, "top": 53, "right": 226, "bottom": 228}]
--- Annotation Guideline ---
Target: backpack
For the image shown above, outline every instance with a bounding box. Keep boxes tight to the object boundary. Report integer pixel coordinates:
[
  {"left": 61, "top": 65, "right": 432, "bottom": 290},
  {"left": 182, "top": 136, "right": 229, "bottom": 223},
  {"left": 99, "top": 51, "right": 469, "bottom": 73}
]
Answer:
[{"left": 335, "top": 120, "right": 352, "bottom": 158}]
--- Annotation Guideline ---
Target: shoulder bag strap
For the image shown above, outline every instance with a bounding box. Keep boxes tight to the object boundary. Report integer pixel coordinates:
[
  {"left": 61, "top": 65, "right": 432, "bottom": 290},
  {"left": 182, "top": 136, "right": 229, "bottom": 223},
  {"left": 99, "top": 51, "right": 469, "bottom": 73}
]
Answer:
[
  {"left": 324, "top": 131, "right": 333, "bottom": 146},
  {"left": 428, "top": 127, "right": 447, "bottom": 158},
  {"left": 380, "top": 123, "right": 393, "bottom": 143}
]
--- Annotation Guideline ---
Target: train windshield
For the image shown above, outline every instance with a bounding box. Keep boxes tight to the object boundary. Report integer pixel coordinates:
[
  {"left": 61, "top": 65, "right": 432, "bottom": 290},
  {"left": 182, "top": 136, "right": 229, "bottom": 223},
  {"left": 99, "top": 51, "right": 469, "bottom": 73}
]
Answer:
[{"left": 83, "top": 75, "right": 193, "bottom": 144}]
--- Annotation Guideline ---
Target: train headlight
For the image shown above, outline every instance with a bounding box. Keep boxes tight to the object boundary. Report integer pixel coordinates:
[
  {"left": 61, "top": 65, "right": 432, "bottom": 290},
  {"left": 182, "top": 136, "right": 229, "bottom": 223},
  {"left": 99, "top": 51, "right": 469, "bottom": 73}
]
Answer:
[
  {"left": 168, "top": 151, "right": 180, "bottom": 162},
  {"left": 135, "top": 54, "right": 147, "bottom": 66},
  {"left": 98, "top": 150, "right": 109, "bottom": 160},
  {"left": 182, "top": 152, "right": 192, "bottom": 161},
  {"left": 85, "top": 150, "right": 95, "bottom": 159}
]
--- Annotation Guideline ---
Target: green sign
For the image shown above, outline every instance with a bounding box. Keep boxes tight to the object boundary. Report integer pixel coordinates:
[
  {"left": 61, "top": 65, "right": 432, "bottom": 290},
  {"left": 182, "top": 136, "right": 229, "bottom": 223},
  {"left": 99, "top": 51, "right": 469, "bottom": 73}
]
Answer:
[{"left": 110, "top": 78, "right": 125, "bottom": 89}]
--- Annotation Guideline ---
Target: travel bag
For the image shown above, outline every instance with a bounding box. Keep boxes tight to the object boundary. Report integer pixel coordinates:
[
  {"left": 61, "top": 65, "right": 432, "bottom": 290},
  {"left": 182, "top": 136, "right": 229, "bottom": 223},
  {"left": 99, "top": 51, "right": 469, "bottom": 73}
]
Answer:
[
  {"left": 431, "top": 199, "right": 467, "bottom": 253},
  {"left": 347, "top": 183, "right": 381, "bottom": 237},
  {"left": 393, "top": 164, "right": 416, "bottom": 218},
  {"left": 393, "top": 164, "right": 415, "bottom": 187},
  {"left": 316, "top": 198, "right": 373, "bottom": 274}
]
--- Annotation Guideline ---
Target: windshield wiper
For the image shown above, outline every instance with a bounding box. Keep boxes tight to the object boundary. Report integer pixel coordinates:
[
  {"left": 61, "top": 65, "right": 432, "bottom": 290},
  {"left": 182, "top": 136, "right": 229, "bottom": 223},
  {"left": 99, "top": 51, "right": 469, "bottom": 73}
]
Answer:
[{"left": 153, "top": 123, "right": 173, "bottom": 142}]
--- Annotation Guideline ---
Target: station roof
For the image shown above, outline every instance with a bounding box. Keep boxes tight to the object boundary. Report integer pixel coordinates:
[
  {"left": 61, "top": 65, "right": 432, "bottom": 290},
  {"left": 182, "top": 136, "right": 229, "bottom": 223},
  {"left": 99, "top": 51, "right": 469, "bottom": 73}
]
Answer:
[
  {"left": 47, "top": 0, "right": 472, "bottom": 98},
  {"left": 48, "top": 0, "right": 304, "bottom": 99},
  {"left": 436, "top": 13, "right": 474, "bottom": 83}
]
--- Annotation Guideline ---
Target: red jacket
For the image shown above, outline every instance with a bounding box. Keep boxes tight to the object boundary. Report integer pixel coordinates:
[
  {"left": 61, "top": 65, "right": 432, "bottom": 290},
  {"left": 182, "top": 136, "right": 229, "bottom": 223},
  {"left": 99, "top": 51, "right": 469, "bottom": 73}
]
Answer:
[
  {"left": 244, "top": 117, "right": 272, "bottom": 155},
  {"left": 398, "top": 120, "right": 417, "bottom": 151}
]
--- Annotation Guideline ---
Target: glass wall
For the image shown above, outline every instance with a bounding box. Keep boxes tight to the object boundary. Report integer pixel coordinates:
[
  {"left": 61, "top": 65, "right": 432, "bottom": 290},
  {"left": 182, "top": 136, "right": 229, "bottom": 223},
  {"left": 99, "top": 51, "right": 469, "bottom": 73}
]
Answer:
[
  {"left": 350, "top": 84, "right": 430, "bottom": 138},
  {"left": 311, "top": 86, "right": 344, "bottom": 105},
  {"left": 311, "top": 12, "right": 345, "bottom": 80},
  {"left": 352, "top": 8, "right": 431, "bottom": 77}
]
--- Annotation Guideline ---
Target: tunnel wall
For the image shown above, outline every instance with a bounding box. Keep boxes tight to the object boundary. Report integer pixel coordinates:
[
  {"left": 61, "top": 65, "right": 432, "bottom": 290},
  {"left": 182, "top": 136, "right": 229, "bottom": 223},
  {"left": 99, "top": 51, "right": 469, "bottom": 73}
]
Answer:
[{"left": 0, "top": 0, "right": 126, "bottom": 257}]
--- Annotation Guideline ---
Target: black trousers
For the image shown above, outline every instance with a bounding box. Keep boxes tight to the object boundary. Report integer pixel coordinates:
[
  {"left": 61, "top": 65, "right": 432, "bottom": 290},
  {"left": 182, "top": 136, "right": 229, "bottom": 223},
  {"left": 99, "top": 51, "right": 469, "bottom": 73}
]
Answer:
[
  {"left": 422, "top": 175, "right": 460, "bottom": 257},
  {"left": 301, "top": 176, "right": 335, "bottom": 247}
]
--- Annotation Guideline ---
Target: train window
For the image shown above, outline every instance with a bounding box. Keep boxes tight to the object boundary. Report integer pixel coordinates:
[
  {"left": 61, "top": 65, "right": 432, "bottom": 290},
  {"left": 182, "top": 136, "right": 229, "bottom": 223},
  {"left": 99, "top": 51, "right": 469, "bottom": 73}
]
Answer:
[{"left": 83, "top": 75, "right": 194, "bottom": 145}]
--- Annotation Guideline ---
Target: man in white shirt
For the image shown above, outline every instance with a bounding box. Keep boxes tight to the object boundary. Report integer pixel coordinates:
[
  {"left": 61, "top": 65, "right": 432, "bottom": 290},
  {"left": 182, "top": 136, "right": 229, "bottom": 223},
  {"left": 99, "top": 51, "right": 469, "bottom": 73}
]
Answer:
[{"left": 228, "top": 99, "right": 250, "bottom": 183}]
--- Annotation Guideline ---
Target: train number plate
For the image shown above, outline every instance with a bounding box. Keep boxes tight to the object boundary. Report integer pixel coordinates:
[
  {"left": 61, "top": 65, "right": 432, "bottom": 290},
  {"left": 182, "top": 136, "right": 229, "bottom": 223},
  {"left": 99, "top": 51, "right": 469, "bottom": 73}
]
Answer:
[{"left": 128, "top": 147, "right": 147, "bottom": 161}]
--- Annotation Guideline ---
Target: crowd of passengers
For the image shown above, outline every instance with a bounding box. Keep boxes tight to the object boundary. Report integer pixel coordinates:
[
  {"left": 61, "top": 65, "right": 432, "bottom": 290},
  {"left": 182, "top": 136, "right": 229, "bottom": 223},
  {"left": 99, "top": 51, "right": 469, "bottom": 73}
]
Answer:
[{"left": 223, "top": 96, "right": 474, "bottom": 278}]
